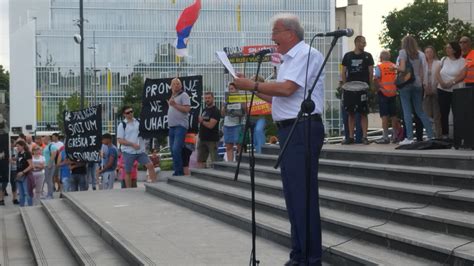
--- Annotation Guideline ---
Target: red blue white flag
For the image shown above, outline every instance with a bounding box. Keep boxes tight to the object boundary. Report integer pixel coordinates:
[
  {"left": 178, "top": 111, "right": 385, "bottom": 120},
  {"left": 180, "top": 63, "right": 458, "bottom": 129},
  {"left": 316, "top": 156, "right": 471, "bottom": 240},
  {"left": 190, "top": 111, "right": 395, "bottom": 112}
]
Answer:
[{"left": 175, "top": 0, "right": 201, "bottom": 57}]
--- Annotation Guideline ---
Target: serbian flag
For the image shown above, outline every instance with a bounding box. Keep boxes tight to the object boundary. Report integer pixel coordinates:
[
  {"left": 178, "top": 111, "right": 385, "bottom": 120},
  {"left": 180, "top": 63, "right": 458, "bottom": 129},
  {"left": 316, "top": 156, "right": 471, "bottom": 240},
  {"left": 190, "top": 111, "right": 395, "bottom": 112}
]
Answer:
[{"left": 175, "top": 0, "right": 201, "bottom": 57}]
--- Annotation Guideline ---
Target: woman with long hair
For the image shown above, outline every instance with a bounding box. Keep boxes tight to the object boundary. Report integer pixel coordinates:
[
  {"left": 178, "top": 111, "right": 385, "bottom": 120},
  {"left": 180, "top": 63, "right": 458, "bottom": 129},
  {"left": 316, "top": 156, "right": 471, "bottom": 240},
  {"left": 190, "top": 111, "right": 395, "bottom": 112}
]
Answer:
[
  {"left": 423, "top": 45, "right": 442, "bottom": 139},
  {"left": 15, "top": 140, "right": 33, "bottom": 206},
  {"left": 435, "top": 41, "right": 466, "bottom": 139},
  {"left": 397, "top": 35, "right": 434, "bottom": 145}
]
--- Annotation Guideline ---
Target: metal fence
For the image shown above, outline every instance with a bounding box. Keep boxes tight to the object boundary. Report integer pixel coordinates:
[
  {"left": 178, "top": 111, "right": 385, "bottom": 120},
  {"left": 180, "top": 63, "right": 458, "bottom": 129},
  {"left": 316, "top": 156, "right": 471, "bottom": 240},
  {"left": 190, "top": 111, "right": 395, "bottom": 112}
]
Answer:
[{"left": 35, "top": 0, "right": 342, "bottom": 135}]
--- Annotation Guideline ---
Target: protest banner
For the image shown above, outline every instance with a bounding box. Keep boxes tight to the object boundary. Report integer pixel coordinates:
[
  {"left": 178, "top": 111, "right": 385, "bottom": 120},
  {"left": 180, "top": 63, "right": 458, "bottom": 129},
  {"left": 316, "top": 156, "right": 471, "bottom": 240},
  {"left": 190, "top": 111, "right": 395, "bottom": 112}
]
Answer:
[
  {"left": 64, "top": 105, "right": 102, "bottom": 162},
  {"left": 139, "top": 75, "right": 202, "bottom": 138}
]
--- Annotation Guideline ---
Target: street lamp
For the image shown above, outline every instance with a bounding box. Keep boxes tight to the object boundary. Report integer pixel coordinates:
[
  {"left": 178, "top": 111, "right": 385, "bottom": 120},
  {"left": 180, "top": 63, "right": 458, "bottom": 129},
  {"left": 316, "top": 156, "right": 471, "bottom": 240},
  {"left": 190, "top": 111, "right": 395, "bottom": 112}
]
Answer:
[{"left": 73, "top": 0, "right": 85, "bottom": 109}]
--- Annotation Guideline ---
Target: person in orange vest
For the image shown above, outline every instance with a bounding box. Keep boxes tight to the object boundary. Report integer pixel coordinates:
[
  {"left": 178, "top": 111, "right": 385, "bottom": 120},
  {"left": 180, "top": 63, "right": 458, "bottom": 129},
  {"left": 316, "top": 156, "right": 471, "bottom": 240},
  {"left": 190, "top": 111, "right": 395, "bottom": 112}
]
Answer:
[
  {"left": 459, "top": 36, "right": 474, "bottom": 87},
  {"left": 374, "top": 50, "right": 400, "bottom": 144},
  {"left": 182, "top": 132, "right": 196, "bottom": 176}
]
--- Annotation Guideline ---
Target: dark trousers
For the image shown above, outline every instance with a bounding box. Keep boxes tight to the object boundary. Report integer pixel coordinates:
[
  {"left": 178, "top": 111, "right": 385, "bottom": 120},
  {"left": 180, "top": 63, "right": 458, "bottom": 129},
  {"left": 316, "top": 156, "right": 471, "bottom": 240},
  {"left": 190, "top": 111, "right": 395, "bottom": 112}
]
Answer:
[
  {"left": 437, "top": 89, "right": 452, "bottom": 136},
  {"left": 342, "top": 104, "right": 362, "bottom": 142},
  {"left": 278, "top": 120, "right": 324, "bottom": 265}
]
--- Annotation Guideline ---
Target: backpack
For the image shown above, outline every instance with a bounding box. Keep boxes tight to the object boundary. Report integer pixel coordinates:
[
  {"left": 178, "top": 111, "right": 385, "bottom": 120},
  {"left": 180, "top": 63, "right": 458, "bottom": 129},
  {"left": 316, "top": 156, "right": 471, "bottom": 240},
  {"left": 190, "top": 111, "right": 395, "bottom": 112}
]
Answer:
[{"left": 395, "top": 57, "right": 416, "bottom": 89}]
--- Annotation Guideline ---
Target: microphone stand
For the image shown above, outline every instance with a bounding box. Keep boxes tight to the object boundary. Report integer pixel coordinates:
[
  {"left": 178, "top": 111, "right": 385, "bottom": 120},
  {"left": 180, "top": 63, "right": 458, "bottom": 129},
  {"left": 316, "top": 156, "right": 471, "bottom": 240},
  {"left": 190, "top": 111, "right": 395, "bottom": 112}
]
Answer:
[
  {"left": 274, "top": 35, "right": 340, "bottom": 265},
  {"left": 234, "top": 53, "right": 266, "bottom": 266}
]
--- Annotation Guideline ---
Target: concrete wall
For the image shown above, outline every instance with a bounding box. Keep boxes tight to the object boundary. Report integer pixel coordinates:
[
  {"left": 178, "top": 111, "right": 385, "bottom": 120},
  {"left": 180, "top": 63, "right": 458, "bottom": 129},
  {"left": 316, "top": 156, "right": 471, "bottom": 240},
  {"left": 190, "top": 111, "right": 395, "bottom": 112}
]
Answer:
[
  {"left": 336, "top": 5, "right": 363, "bottom": 53},
  {"left": 448, "top": 0, "right": 474, "bottom": 25},
  {"left": 9, "top": 20, "right": 36, "bottom": 134},
  {"left": 9, "top": 0, "right": 49, "bottom": 134}
]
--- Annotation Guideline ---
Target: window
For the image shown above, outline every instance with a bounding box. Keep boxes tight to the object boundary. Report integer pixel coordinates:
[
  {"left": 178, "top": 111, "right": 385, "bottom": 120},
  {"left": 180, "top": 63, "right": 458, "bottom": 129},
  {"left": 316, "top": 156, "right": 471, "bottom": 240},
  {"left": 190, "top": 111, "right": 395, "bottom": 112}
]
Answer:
[
  {"left": 50, "top": 72, "right": 59, "bottom": 85},
  {"left": 120, "top": 74, "right": 129, "bottom": 85},
  {"left": 92, "top": 71, "right": 100, "bottom": 85},
  {"left": 160, "top": 43, "right": 169, "bottom": 56}
]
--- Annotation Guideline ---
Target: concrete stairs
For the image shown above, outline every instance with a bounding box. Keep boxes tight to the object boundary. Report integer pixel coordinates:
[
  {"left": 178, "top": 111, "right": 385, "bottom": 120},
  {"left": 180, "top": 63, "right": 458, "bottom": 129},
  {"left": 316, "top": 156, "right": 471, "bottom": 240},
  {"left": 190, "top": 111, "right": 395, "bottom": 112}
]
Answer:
[
  {"left": 2, "top": 187, "right": 290, "bottom": 265},
  {"left": 146, "top": 144, "right": 474, "bottom": 265},
  {"left": 19, "top": 198, "right": 130, "bottom": 266}
]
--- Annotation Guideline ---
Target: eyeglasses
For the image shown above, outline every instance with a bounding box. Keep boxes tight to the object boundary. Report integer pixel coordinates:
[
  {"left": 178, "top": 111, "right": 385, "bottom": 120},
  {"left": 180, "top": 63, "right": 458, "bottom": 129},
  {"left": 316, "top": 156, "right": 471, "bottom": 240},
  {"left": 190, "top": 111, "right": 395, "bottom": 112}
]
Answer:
[
  {"left": 124, "top": 110, "right": 133, "bottom": 115},
  {"left": 271, "top": 29, "right": 289, "bottom": 35}
]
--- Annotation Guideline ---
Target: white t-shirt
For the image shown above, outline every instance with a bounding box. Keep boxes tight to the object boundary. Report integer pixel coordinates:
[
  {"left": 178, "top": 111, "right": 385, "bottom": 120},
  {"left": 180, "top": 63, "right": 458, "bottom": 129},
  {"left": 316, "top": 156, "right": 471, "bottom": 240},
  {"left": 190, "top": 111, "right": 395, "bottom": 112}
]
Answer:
[
  {"left": 32, "top": 155, "right": 45, "bottom": 173},
  {"left": 116, "top": 118, "right": 145, "bottom": 154},
  {"left": 437, "top": 57, "right": 466, "bottom": 92},
  {"left": 273, "top": 41, "right": 324, "bottom": 121}
]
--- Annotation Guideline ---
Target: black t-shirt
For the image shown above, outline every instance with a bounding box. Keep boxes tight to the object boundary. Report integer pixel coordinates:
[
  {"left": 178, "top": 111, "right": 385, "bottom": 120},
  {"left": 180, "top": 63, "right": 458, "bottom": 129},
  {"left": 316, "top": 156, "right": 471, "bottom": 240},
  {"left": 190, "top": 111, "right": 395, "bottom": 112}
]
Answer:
[
  {"left": 199, "top": 105, "right": 221, "bottom": 141},
  {"left": 342, "top": 51, "right": 374, "bottom": 85},
  {"left": 71, "top": 162, "right": 87, "bottom": 175},
  {"left": 16, "top": 151, "right": 32, "bottom": 173}
]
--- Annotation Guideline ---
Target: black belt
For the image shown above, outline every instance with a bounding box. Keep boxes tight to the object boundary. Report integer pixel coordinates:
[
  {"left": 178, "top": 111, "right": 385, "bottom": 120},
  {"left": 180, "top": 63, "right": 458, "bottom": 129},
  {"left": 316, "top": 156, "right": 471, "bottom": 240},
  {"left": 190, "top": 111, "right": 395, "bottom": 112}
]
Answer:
[{"left": 275, "top": 114, "right": 322, "bottom": 129}]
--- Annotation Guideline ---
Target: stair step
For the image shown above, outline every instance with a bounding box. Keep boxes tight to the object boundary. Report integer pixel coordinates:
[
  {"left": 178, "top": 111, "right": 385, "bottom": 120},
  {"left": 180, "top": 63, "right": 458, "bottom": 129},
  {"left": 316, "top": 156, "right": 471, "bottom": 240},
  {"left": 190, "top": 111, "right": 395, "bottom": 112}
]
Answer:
[
  {"left": 178, "top": 170, "right": 474, "bottom": 238},
  {"left": 166, "top": 175, "right": 474, "bottom": 263},
  {"left": 42, "top": 199, "right": 129, "bottom": 265},
  {"left": 60, "top": 192, "right": 154, "bottom": 265},
  {"left": 195, "top": 166, "right": 474, "bottom": 214},
  {"left": 238, "top": 153, "right": 474, "bottom": 189},
  {"left": 262, "top": 144, "right": 474, "bottom": 171},
  {"left": 146, "top": 182, "right": 441, "bottom": 266},
  {"left": 20, "top": 206, "right": 78, "bottom": 265},
  {"left": 0, "top": 208, "right": 35, "bottom": 265},
  {"left": 63, "top": 188, "right": 291, "bottom": 265}
]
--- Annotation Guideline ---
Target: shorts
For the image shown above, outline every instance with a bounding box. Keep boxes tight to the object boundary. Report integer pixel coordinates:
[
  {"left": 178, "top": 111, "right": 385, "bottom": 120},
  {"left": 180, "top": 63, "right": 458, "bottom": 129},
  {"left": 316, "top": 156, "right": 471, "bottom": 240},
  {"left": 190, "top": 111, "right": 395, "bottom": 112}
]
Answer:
[
  {"left": 378, "top": 92, "right": 397, "bottom": 117},
  {"left": 122, "top": 152, "right": 151, "bottom": 173},
  {"left": 223, "top": 125, "right": 242, "bottom": 144},
  {"left": 343, "top": 90, "right": 369, "bottom": 114},
  {"left": 197, "top": 141, "right": 218, "bottom": 163},
  {"left": 182, "top": 148, "right": 193, "bottom": 167}
]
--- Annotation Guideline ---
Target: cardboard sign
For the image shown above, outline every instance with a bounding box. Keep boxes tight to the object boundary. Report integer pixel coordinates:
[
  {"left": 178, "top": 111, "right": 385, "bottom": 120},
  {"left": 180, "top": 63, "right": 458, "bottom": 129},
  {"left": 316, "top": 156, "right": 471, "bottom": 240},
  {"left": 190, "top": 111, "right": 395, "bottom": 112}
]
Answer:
[
  {"left": 64, "top": 105, "right": 102, "bottom": 162},
  {"left": 139, "top": 75, "right": 203, "bottom": 138}
]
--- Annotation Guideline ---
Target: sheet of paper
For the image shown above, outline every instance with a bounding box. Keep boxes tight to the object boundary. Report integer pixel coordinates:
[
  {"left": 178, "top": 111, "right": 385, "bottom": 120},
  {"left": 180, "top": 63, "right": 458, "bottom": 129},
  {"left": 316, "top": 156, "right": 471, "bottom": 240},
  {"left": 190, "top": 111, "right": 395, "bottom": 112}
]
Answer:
[{"left": 215, "top": 51, "right": 237, "bottom": 78}]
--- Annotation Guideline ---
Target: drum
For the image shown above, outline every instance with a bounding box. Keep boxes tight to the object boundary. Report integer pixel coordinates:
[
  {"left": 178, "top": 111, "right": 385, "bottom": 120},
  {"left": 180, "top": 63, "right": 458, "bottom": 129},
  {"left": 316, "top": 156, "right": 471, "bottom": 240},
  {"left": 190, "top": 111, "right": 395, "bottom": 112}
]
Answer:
[{"left": 342, "top": 81, "right": 369, "bottom": 113}]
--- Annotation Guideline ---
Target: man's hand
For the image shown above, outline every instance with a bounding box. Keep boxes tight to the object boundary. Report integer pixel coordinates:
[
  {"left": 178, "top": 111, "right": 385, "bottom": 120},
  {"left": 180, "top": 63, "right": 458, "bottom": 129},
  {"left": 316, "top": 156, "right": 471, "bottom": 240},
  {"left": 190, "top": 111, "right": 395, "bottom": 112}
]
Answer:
[
  {"left": 167, "top": 98, "right": 177, "bottom": 107},
  {"left": 198, "top": 116, "right": 203, "bottom": 123},
  {"left": 233, "top": 77, "right": 255, "bottom": 91},
  {"left": 132, "top": 143, "right": 140, "bottom": 150}
]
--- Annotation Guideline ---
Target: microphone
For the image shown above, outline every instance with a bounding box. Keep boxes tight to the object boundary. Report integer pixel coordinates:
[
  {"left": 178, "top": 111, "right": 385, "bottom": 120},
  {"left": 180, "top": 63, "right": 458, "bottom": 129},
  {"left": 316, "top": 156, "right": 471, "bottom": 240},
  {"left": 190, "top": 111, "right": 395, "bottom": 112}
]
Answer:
[
  {"left": 251, "top": 48, "right": 276, "bottom": 57},
  {"left": 315, "top": 28, "right": 354, "bottom": 37}
]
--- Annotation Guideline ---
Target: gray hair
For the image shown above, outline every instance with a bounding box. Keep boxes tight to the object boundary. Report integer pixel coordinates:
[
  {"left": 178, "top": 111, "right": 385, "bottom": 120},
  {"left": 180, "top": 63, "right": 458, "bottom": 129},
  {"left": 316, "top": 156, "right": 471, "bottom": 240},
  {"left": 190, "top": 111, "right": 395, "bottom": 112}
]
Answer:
[{"left": 271, "top": 13, "right": 304, "bottom": 41}]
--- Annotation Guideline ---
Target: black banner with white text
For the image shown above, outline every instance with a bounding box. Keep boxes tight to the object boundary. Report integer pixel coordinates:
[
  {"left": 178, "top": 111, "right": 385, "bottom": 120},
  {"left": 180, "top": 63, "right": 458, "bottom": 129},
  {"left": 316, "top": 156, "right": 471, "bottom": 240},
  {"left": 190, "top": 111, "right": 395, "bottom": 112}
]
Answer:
[
  {"left": 139, "top": 75, "right": 202, "bottom": 138},
  {"left": 64, "top": 105, "right": 102, "bottom": 162}
]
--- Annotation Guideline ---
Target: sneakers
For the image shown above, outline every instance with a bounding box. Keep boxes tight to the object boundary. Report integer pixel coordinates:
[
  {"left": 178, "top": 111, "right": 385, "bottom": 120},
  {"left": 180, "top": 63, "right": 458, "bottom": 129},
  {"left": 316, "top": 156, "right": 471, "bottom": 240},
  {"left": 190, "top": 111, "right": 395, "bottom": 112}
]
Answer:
[
  {"left": 341, "top": 138, "right": 354, "bottom": 145},
  {"left": 375, "top": 138, "right": 390, "bottom": 144},
  {"left": 13, "top": 199, "right": 19, "bottom": 205},
  {"left": 399, "top": 138, "right": 414, "bottom": 145},
  {"left": 0, "top": 200, "right": 4, "bottom": 206},
  {"left": 362, "top": 137, "right": 370, "bottom": 145}
]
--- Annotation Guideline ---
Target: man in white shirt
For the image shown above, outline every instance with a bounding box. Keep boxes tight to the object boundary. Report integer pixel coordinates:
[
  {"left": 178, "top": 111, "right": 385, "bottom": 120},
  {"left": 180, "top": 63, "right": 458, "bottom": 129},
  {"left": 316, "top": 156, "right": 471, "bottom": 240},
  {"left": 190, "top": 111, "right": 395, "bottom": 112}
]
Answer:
[
  {"left": 234, "top": 13, "right": 324, "bottom": 266},
  {"left": 117, "top": 106, "right": 157, "bottom": 188}
]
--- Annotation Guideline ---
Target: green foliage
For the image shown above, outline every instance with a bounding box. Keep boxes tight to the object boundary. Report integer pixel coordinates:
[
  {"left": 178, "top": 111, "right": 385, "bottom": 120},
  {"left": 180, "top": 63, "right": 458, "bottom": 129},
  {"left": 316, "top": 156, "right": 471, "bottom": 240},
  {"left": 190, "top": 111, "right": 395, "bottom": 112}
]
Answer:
[
  {"left": 0, "top": 65, "right": 8, "bottom": 91},
  {"left": 121, "top": 74, "right": 144, "bottom": 119},
  {"left": 57, "top": 92, "right": 87, "bottom": 133},
  {"left": 380, "top": 1, "right": 448, "bottom": 60},
  {"left": 0, "top": 65, "right": 9, "bottom": 103},
  {"left": 380, "top": 1, "right": 474, "bottom": 60}
]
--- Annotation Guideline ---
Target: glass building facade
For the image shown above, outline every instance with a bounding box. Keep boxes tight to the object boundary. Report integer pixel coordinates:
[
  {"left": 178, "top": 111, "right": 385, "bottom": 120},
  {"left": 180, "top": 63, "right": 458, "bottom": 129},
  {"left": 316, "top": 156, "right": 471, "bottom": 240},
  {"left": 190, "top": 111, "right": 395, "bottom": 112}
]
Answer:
[{"left": 34, "top": 0, "right": 342, "bottom": 135}]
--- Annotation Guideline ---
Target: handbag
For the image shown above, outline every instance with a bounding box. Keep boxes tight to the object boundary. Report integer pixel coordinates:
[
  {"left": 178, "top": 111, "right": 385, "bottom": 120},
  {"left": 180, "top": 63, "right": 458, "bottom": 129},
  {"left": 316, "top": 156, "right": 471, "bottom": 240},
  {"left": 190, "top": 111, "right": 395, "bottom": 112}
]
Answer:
[{"left": 395, "top": 57, "right": 416, "bottom": 89}]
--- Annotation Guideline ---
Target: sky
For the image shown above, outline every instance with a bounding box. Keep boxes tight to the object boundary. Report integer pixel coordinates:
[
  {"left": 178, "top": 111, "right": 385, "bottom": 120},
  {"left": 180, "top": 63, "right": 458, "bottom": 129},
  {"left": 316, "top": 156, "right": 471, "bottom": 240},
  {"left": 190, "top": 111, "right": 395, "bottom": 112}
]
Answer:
[
  {"left": 0, "top": 0, "right": 414, "bottom": 71},
  {"left": 336, "top": 0, "right": 414, "bottom": 62},
  {"left": 0, "top": 0, "right": 8, "bottom": 70}
]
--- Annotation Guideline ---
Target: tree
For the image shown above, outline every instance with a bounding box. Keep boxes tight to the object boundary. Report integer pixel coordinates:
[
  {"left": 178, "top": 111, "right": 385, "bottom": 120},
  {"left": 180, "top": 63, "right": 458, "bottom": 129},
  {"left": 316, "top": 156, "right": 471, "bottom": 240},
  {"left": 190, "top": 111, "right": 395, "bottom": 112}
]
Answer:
[
  {"left": 0, "top": 65, "right": 9, "bottom": 103},
  {"left": 57, "top": 92, "right": 87, "bottom": 133},
  {"left": 121, "top": 74, "right": 144, "bottom": 118},
  {"left": 380, "top": 1, "right": 474, "bottom": 60}
]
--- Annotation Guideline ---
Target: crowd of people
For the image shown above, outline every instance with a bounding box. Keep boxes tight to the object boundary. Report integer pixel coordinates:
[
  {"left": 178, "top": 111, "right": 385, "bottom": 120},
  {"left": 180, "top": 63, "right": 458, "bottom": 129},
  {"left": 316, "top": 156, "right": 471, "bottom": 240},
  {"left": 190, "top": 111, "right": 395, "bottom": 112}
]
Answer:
[
  {"left": 340, "top": 35, "right": 474, "bottom": 145},
  {"left": 0, "top": 130, "right": 162, "bottom": 207}
]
